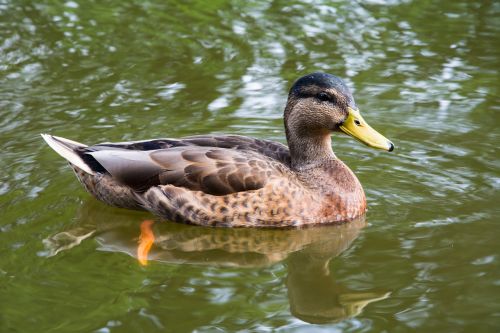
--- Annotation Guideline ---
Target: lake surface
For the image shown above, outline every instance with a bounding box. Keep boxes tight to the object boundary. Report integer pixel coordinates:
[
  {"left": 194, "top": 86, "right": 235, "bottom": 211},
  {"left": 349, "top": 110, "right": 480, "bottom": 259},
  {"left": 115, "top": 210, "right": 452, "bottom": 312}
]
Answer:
[{"left": 1, "top": 0, "right": 499, "bottom": 332}]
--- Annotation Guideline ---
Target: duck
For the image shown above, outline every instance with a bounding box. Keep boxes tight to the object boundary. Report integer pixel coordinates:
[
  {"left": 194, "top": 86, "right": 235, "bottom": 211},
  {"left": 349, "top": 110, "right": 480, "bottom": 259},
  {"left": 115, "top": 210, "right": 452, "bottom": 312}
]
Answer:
[{"left": 41, "top": 72, "right": 394, "bottom": 227}]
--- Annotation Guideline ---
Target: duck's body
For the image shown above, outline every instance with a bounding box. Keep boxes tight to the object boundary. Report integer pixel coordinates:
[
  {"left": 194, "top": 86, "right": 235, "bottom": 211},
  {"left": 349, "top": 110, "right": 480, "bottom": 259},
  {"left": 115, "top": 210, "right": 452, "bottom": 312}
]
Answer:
[{"left": 42, "top": 73, "right": 393, "bottom": 227}]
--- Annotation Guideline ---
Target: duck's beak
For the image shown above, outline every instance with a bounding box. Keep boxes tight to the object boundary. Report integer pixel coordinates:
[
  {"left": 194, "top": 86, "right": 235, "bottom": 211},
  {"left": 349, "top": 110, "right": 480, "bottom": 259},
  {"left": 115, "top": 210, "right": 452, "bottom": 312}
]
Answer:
[{"left": 339, "top": 107, "right": 394, "bottom": 152}]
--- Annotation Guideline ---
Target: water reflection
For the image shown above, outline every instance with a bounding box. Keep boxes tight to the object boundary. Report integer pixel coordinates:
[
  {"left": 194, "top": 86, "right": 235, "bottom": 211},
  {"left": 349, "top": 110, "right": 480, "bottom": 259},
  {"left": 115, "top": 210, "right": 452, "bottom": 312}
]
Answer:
[
  {"left": 44, "top": 200, "right": 389, "bottom": 324},
  {"left": 287, "top": 240, "right": 390, "bottom": 324}
]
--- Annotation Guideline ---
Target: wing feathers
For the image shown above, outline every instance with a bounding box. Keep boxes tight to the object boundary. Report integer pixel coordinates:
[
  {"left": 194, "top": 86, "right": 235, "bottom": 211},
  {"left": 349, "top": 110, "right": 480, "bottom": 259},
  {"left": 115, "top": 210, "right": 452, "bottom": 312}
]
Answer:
[
  {"left": 43, "top": 134, "right": 291, "bottom": 196},
  {"left": 89, "top": 150, "right": 164, "bottom": 191}
]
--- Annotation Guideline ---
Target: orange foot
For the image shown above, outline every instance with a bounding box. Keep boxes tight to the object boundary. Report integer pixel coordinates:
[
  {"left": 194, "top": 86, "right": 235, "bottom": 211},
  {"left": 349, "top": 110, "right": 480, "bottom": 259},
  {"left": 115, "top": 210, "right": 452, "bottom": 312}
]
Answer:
[{"left": 137, "top": 220, "right": 155, "bottom": 266}]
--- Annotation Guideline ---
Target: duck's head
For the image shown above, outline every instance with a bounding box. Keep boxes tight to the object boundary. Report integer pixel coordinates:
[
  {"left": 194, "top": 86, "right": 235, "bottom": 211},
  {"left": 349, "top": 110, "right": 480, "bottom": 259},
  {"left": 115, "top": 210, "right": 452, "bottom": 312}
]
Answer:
[{"left": 285, "top": 72, "right": 394, "bottom": 152}]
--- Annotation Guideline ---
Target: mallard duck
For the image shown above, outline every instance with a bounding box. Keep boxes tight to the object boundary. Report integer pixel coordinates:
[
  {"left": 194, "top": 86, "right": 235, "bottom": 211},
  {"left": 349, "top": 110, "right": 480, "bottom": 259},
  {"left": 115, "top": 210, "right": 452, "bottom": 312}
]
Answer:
[{"left": 42, "top": 72, "right": 393, "bottom": 227}]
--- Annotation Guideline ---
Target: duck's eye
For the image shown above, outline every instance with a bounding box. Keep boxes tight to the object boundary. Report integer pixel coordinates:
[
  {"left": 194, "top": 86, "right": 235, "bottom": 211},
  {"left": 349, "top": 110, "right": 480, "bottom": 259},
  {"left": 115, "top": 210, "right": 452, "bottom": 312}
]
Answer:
[{"left": 317, "top": 92, "right": 330, "bottom": 102}]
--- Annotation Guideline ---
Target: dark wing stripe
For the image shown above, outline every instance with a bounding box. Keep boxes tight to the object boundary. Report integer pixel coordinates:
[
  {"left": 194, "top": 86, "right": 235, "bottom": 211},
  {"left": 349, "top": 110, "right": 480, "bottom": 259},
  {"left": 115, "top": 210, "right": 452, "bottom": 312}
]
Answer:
[
  {"left": 88, "top": 135, "right": 290, "bottom": 165},
  {"left": 88, "top": 150, "right": 165, "bottom": 191}
]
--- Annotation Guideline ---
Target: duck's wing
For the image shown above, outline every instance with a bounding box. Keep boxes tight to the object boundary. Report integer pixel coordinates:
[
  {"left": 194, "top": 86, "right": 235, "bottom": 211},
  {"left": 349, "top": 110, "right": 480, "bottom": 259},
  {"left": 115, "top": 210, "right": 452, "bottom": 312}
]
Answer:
[
  {"left": 87, "top": 146, "right": 287, "bottom": 195},
  {"left": 91, "top": 135, "right": 291, "bottom": 166},
  {"left": 183, "top": 135, "right": 291, "bottom": 166}
]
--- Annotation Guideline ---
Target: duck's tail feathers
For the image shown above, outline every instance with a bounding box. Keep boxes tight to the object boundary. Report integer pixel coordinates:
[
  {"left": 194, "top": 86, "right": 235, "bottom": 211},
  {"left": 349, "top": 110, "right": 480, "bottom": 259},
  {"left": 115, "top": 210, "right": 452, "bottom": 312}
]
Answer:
[{"left": 41, "top": 134, "right": 95, "bottom": 175}]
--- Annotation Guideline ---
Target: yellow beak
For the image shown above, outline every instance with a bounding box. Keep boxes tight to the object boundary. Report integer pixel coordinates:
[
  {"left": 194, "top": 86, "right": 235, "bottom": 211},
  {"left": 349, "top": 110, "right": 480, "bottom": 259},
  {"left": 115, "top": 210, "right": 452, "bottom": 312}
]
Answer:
[{"left": 339, "top": 107, "right": 394, "bottom": 151}]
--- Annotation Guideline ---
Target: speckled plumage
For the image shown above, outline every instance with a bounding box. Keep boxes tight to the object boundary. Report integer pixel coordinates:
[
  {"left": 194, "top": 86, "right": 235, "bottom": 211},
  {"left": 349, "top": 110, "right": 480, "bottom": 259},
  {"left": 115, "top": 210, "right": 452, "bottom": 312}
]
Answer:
[{"left": 42, "top": 72, "right": 393, "bottom": 227}]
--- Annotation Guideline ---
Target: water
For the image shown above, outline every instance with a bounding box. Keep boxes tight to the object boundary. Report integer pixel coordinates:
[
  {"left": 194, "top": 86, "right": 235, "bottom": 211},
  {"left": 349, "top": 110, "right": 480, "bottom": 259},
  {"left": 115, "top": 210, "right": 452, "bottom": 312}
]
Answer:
[{"left": 1, "top": 0, "right": 499, "bottom": 332}]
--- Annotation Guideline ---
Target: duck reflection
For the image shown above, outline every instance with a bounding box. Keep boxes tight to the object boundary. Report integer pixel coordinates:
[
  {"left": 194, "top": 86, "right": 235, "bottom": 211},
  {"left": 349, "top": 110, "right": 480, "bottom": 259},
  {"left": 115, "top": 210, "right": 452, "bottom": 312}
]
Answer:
[
  {"left": 286, "top": 240, "right": 390, "bottom": 323},
  {"left": 44, "top": 200, "right": 389, "bottom": 323}
]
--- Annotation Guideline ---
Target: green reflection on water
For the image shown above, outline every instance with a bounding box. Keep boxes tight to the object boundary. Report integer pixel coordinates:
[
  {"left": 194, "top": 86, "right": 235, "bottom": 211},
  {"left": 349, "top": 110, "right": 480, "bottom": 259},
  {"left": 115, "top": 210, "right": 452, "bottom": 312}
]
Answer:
[{"left": 0, "top": 0, "right": 499, "bottom": 332}]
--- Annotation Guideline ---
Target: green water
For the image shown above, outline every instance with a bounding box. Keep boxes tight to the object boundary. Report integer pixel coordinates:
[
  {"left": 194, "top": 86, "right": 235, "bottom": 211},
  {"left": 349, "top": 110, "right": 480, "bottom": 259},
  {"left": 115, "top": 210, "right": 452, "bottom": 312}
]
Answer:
[{"left": 1, "top": 0, "right": 499, "bottom": 332}]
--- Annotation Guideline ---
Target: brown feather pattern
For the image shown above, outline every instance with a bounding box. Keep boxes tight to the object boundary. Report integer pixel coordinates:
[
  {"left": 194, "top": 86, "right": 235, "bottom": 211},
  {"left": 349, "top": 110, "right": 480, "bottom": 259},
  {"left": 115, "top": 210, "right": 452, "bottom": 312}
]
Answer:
[{"left": 44, "top": 73, "right": 379, "bottom": 227}]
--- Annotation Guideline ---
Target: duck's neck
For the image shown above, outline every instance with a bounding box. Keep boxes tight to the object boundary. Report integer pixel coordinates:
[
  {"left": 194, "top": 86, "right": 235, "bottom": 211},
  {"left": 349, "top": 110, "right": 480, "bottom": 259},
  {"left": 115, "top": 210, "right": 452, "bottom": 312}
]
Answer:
[
  {"left": 285, "top": 128, "right": 336, "bottom": 170},
  {"left": 283, "top": 97, "right": 337, "bottom": 170}
]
